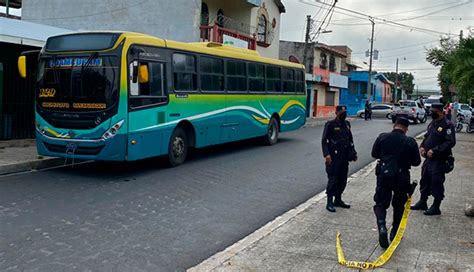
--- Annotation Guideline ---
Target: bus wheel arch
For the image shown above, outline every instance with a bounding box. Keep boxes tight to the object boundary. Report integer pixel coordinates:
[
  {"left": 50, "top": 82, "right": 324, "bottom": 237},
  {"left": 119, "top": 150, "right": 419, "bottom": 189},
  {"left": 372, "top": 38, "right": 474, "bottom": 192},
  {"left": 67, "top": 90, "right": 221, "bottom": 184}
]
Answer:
[
  {"left": 177, "top": 120, "right": 196, "bottom": 148},
  {"left": 167, "top": 121, "right": 195, "bottom": 167}
]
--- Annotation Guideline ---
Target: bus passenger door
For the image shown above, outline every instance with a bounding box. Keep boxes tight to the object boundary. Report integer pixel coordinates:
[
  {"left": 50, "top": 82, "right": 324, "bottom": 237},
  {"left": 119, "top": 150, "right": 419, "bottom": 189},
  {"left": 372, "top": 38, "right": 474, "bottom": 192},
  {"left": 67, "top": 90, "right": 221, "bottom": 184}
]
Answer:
[{"left": 127, "top": 58, "right": 168, "bottom": 161}]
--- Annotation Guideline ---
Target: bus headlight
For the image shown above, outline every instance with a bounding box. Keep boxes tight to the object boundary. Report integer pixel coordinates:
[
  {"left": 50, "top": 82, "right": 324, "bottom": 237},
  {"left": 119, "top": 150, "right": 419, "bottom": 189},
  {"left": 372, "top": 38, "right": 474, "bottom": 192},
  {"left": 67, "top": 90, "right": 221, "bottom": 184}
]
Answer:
[{"left": 102, "top": 120, "right": 124, "bottom": 140}]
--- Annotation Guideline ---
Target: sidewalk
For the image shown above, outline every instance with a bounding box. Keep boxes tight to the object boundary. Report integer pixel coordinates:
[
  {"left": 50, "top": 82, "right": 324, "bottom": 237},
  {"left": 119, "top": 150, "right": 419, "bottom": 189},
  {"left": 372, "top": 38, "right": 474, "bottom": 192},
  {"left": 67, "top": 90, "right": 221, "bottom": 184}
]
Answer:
[
  {"left": 191, "top": 133, "right": 474, "bottom": 271},
  {"left": 0, "top": 139, "right": 63, "bottom": 175}
]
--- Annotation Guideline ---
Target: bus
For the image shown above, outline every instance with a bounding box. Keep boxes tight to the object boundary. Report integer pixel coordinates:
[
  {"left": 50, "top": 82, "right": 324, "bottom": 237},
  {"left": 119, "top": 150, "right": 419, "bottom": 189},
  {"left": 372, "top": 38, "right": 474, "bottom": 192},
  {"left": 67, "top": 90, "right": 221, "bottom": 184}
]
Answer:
[{"left": 18, "top": 32, "right": 306, "bottom": 166}]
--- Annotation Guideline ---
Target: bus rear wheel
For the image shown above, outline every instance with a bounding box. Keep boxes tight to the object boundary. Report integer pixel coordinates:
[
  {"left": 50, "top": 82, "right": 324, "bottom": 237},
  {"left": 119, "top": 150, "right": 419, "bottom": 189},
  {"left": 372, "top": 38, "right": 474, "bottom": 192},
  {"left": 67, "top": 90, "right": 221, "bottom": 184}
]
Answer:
[
  {"left": 168, "top": 127, "right": 188, "bottom": 167},
  {"left": 263, "top": 117, "right": 279, "bottom": 145}
]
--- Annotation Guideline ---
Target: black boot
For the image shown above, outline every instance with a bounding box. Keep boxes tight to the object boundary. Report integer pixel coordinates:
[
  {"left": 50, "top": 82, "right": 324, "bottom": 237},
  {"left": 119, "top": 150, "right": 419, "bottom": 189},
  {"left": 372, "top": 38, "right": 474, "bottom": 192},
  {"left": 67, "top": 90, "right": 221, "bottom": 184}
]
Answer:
[
  {"left": 389, "top": 227, "right": 397, "bottom": 242},
  {"left": 326, "top": 196, "right": 336, "bottom": 212},
  {"left": 411, "top": 199, "right": 428, "bottom": 210},
  {"left": 334, "top": 196, "right": 351, "bottom": 209},
  {"left": 424, "top": 199, "right": 442, "bottom": 216},
  {"left": 377, "top": 220, "right": 389, "bottom": 249}
]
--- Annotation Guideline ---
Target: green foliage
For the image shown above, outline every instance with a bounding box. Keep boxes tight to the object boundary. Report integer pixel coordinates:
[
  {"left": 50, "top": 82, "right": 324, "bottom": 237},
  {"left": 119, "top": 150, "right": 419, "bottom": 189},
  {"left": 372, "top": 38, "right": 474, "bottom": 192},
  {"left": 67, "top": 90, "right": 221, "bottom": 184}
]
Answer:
[
  {"left": 383, "top": 72, "right": 415, "bottom": 94},
  {"left": 426, "top": 36, "right": 474, "bottom": 103}
]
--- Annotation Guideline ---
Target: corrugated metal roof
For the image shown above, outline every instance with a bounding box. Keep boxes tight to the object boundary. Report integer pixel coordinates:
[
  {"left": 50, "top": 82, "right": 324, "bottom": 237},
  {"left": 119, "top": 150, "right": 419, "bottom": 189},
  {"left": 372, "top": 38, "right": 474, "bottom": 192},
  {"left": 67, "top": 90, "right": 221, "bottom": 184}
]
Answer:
[{"left": 0, "top": 18, "right": 70, "bottom": 46}]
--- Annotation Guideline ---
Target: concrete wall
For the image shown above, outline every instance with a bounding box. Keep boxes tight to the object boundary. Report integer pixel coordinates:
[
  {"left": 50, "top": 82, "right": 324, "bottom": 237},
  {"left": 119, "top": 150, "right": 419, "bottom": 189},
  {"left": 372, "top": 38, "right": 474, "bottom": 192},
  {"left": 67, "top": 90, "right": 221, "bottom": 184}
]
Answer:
[
  {"left": 279, "top": 41, "right": 314, "bottom": 72},
  {"left": 22, "top": 0, "right": 201, "bottom": 42},
  {"left": 252, "top": 0, "right": 281, "bottom": 59},
  {"left": 205, "top": 0, "right": 252, "bottom": 32}
]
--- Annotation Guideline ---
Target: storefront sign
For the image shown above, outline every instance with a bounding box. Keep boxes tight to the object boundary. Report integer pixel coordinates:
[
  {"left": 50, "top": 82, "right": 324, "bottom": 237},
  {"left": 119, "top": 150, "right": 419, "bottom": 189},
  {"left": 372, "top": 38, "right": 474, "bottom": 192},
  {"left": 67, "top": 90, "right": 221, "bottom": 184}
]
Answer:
[
  {"left": 330, "top": 73, "right": 348, "bottom": 88},
  {"left": 223, "top": 35, "right": 249, "bottom": 49}
]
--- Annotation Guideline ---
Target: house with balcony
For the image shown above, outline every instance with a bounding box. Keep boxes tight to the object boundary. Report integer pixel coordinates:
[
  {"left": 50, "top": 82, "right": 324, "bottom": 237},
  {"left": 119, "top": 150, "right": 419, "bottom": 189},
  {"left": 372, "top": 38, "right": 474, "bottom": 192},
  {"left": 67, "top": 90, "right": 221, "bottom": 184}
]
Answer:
[
  {"left": 22, "top": 0, "right": 284, "bottom": 59},
  {"left": 279, "top": 41, "right": 348, "bottom": 118}
]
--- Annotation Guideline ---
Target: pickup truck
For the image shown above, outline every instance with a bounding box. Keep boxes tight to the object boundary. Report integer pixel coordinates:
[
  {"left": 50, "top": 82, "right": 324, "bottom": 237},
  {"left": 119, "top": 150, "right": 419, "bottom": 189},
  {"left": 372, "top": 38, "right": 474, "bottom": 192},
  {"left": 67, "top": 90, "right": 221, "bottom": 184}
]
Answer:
[{"left": 391, "top": 100, "right": 427, "bottom": 124}]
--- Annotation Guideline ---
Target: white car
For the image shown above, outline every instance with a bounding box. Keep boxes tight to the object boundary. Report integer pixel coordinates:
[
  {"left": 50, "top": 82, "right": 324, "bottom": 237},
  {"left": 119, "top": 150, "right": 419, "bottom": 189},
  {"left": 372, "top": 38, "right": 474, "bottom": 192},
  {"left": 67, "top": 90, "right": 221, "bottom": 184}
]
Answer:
[
  {"left": 424, "top": 95, "right": 443, "bottom": 113},
  {"left": 391, "top": 100, "right": 427, "bottom": 124}
]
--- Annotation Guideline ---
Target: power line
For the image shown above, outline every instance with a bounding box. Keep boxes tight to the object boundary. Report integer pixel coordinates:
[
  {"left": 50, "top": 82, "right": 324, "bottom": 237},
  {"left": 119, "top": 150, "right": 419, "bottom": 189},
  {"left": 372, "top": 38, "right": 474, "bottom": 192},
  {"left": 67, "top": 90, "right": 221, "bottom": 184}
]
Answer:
[
  {"left": 352, "top": 39, "right": 440, "bottom": 54},
  {"left": 299, "top": 0, "right": 459, "bottom": 37},
  {"left": 331, "top": 1, "right": 461, "bottom": 23}
]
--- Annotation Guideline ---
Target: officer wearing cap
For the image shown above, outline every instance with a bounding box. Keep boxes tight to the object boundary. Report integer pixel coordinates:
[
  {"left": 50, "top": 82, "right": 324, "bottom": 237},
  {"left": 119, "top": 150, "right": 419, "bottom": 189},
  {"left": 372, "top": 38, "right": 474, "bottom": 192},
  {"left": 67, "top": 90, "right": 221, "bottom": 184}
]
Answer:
[
  {"left": 412, "top": 103, "right": 456, "bottom": 215},
  {"left": 322, "top": 105, "right": 358, "bottom": 212},
  {"left": 371, "top": 118, "right": 421, "bottom": 248}
]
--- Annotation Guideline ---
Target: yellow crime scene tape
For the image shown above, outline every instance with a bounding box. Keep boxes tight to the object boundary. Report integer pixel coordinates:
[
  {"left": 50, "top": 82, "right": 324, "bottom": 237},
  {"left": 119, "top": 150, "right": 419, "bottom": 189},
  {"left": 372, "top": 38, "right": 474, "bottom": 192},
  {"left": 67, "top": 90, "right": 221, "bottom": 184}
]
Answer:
[{"left": 335, "top": 196, "right": 412, "bottom": 270}]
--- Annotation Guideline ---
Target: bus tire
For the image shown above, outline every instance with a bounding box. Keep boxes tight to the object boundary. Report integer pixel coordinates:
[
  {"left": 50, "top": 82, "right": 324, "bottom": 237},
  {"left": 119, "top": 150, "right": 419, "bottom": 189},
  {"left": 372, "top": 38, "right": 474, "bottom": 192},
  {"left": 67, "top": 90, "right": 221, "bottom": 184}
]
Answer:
[
  {"left": 263, "top": 117, "right": 279, "bottom": 145},
  {"left": 167, "top": 127, "right": 188, "bottom": 167}
]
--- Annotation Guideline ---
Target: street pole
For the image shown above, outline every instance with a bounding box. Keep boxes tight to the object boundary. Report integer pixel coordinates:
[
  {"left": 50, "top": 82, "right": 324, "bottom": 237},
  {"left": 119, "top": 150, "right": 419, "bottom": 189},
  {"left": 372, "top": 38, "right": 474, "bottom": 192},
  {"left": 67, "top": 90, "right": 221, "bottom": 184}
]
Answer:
[
  {"left": 303, "top": 15, "right": 312, "bottom": 74},
  {"left": 367, "top": 18, "right": 375, "bottom": 102},
  {"left": 395, "top": 58, "right": 399, "bottom": 102},
  {"left": 6, "top": 0, "right": 9, "bottom": 16}
]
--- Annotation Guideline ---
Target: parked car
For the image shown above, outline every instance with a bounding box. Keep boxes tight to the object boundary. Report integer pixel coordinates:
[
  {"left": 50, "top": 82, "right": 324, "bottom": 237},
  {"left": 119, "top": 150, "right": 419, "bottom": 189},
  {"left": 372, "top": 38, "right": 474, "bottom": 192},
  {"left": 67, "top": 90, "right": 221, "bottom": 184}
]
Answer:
[
  {"left": 424, "top": 95, "right": 443, "bottom": 114},
  {"left": 391, "top": 100, "right": 427, "bottom": 124},
  {"left": 357, "top": 104, "right": 393, "bottom": 119}
]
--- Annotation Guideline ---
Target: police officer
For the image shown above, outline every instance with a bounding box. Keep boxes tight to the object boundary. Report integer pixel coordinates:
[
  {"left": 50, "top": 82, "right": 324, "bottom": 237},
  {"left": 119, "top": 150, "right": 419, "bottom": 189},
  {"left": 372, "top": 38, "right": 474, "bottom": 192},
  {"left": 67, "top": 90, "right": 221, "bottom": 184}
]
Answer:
[
  {"left": 411, "top": 103, "right": 456, "bottom": 215},
  {"left": 371, "top": 118, "right": 421, "bottom": 248},
  {"left": 322, "top": 105, "right": 357, "bottom": 212}
]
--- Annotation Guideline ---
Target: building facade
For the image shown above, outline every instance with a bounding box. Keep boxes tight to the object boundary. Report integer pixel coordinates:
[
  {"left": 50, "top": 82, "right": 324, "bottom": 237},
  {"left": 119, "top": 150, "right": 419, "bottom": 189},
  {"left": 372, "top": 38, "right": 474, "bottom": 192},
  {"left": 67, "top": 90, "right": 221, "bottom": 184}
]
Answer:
[
  {"left": 339, "top": 71, "right": 394, "bottom": 116},
  {"left": 279, "top": 41, "right": 348, "bottom": 118},
  {"left": 22, "top": 0, "right": 284, "bottom": 59}
]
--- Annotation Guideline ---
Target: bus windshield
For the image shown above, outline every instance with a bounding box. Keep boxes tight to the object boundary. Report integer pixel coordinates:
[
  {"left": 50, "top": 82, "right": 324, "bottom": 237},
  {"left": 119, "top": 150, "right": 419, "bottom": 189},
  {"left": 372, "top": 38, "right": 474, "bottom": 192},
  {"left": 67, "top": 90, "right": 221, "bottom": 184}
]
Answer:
[{"left": 36, "top": 55, "right": 119, "bottom": 112}]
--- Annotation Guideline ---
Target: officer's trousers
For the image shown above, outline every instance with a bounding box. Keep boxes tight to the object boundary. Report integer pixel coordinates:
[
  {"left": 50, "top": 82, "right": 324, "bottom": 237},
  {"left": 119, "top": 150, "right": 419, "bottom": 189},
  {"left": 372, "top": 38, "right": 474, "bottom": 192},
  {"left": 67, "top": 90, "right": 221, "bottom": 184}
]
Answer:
[
  {"left": 325, "top": 156, "right": 349, "bottom": 198},
  {"left": 420, "top": 159, "right": 446, "bottom": 200},
  {"left": 373, "top": 174, "right": 410, "bottom": 229}
]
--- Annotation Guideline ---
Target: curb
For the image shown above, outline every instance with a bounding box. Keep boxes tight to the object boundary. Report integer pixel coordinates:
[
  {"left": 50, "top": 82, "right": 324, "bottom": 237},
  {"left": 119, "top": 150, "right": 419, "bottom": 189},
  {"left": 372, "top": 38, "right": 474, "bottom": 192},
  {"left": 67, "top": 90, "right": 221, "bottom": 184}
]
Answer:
[
  {"left": 188, "top": 160, "right": 378, "bottom": 272},
  {"left": 0, "top": 157, "right": 65, "bottom": 176}
]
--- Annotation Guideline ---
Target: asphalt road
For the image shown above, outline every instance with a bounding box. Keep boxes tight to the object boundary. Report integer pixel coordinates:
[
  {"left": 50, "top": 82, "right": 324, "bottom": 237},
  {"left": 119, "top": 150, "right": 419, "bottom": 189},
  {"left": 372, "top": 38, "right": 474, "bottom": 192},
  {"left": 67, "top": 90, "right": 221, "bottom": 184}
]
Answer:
[{"left": 0, "top": 119, "right": 427, "bottom": 272}]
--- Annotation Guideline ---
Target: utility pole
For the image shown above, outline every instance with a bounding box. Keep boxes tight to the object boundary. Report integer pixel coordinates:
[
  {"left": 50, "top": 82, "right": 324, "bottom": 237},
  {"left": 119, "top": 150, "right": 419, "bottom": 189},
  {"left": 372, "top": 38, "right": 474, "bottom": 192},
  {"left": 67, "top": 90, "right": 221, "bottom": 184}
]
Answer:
[
  {"left": 367, "top": 18, "right": 375, "bottom": 102},
  {"left": 303, "top": 15, "right": 312, "bottom": 74},
  {"left": 394, "top": 58, "right": 399, "bottom": 102},
  {"left": 6, "top": 0, "right": 9, "bottom": 16},
  {"left": 460, "top": 30, "right": 464, "bottom": 41}
]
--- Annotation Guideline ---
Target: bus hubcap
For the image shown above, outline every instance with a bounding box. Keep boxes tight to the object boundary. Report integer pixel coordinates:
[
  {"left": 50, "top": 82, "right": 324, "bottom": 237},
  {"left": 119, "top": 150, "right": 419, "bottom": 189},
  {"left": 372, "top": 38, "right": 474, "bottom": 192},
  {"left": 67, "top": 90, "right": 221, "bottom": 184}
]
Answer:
[{"left": 173, "top": 137, "right": 185, "bottom": 157}]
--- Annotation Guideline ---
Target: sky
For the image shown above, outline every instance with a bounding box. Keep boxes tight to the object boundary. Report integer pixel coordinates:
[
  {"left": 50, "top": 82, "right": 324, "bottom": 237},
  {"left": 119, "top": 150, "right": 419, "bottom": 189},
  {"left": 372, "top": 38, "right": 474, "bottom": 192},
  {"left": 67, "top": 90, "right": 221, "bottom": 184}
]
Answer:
[{"left": 280, "top": 0, "right": 474, "bottom": 91}]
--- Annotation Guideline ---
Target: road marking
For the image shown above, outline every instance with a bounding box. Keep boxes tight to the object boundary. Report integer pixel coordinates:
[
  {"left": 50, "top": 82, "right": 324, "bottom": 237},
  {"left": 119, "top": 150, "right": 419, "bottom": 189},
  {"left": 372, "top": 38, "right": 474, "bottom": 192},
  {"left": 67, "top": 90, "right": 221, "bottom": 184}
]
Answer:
[{"left": 188, "top": 160, "right": 378, "bottom": 272}]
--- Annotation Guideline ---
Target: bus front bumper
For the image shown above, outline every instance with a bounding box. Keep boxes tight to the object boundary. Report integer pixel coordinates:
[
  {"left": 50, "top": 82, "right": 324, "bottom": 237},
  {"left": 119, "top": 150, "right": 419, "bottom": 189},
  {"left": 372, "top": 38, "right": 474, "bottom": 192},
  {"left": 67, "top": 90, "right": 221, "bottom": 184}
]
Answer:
[{"left": 36, "top": 130, "right": 127, "bottom": 161}]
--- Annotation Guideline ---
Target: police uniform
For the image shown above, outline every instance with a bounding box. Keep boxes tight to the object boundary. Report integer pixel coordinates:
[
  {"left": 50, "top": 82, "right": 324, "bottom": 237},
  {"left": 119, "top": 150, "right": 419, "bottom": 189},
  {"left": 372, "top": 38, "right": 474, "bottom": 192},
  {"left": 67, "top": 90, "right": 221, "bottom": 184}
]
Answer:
[
  {"left": 412, "top": 104, "right": 456, "bottom": 215},
  {"left": 371, "top": 118, "right": 421, "bottom": 248},
  {"left": 322, "top": 105, "right": 356, "bottom": 212}
]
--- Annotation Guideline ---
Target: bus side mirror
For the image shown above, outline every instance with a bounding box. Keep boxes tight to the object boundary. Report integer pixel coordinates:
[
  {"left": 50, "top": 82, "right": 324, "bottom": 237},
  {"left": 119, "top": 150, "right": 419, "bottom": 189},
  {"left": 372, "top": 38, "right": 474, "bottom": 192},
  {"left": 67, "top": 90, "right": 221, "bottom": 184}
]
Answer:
[
  {"left": 18, "top": 56, "right": 27, "bottom": 78},
  {"left": 138, "top": 64, "right": 149, "bottom": 84}
]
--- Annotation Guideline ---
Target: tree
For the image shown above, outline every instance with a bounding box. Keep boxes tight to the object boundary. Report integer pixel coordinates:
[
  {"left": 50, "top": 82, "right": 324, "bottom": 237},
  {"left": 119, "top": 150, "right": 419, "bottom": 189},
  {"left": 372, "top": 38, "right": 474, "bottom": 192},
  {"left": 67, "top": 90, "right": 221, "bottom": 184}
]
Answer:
[
  {"left": 384, "top": 72, "right": 415, "bottom": 99},
  {"left": 426, "top": 36, "right": 474, "bottom": 103}
]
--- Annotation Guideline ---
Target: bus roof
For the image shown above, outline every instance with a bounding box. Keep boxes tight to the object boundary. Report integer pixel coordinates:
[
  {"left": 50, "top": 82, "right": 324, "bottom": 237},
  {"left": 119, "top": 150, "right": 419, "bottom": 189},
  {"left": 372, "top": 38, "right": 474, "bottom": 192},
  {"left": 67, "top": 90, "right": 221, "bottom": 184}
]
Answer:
[
  {"left": 49, "top": 31, "right": 301, "bottom": 70},
  {"left": 119, "top": 31, "right": 304, "bottom": 69}
]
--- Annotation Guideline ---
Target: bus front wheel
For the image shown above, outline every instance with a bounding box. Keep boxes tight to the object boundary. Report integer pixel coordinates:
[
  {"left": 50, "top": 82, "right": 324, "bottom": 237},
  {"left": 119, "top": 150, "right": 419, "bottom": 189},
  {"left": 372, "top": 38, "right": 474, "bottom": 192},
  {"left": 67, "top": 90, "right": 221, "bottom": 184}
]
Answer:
[
  {"left": 263, "top": 117, "right": 279, "bottom": 145},
  {"left": 168, "top": 127, "right": 188, "bottom": 167}
]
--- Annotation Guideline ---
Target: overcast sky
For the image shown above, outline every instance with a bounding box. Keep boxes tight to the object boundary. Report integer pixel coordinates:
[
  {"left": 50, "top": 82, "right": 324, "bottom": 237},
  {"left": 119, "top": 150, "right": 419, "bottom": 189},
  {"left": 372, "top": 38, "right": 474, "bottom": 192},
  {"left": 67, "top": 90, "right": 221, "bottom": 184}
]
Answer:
[{"left": 280, "top": 0, "right": 474, "bottom": 91}]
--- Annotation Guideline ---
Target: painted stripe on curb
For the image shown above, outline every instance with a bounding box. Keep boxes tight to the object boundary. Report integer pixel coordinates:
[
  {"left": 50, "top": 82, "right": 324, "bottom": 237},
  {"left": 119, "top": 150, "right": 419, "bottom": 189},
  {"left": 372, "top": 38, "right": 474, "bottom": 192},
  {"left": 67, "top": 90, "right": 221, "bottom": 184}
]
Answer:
[{"left": 188, "top": 160, "right": 378, "bottom": 272}]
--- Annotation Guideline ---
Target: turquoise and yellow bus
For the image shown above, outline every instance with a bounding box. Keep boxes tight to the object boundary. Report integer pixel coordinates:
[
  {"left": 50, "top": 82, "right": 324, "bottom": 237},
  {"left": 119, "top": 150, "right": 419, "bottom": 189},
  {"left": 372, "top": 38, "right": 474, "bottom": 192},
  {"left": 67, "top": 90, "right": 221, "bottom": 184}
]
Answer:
[{"left": 18, "top": 32, "right": 306, "bottom": 166}]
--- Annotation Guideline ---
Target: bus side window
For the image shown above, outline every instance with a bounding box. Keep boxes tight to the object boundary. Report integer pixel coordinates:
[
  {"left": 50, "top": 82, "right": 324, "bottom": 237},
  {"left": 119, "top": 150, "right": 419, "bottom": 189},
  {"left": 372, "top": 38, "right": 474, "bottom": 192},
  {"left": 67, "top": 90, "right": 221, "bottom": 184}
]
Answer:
[
  {"left": 173, "top": 53, "right": 197, "bottom": 91},
  {"left": 200, "top": 56, "right": 224, "bottom": 92},
  {"left": 266, "top": 66, "right": 281, "bottom": 92},
  {"left": 282, "top": 68, "right": 295, "bottom": 93},
  {"left": 248, "top": 63, "right": 265, "bottom": 92},
  {"left": 130, "top": 61, "right": 166, "bottom": 108},
  {"left": 226, "top": 60, "right": 246, "bottom": 92},
  {"left": 295, "top": 70, "right": 304, "bottom": 94}
]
